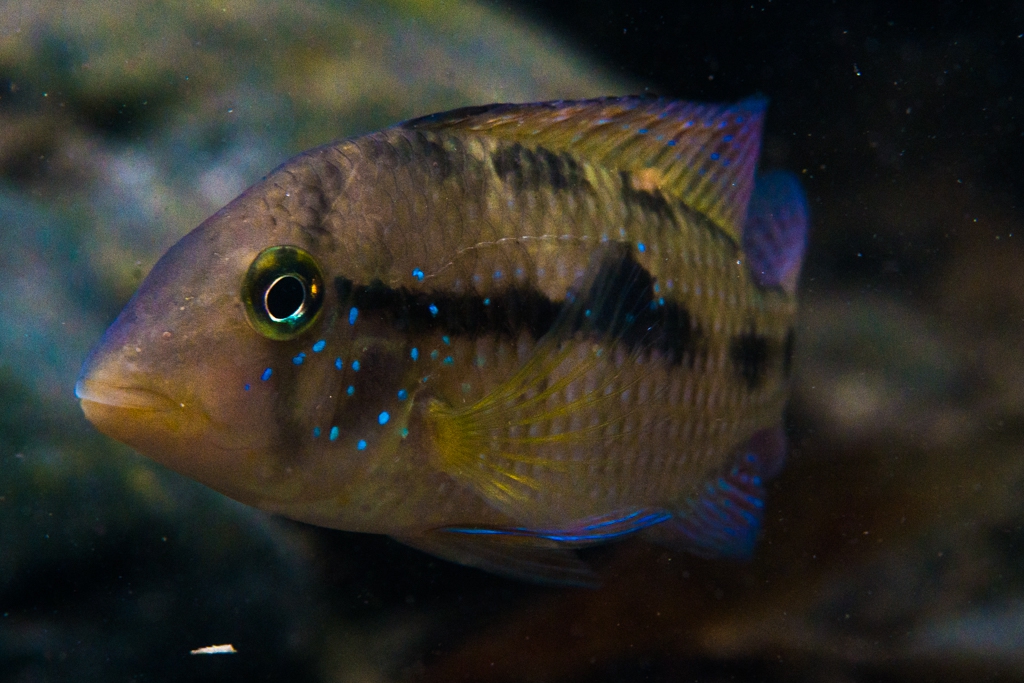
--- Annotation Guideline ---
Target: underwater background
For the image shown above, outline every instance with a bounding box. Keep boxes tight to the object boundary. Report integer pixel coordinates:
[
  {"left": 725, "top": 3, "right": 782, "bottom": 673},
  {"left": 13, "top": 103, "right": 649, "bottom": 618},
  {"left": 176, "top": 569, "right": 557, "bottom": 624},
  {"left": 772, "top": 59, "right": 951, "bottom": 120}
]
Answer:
[{"left": 1, "top": 0, "right": 1022, "bottom": 681}]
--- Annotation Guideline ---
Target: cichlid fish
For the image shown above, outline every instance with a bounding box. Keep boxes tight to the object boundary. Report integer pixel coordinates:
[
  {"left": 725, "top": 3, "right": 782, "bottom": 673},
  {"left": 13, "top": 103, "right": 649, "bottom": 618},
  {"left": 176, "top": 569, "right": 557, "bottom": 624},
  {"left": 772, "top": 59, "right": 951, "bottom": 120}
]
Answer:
[{"left": 76, "top": 97, "right": 807, "bottom": 585}]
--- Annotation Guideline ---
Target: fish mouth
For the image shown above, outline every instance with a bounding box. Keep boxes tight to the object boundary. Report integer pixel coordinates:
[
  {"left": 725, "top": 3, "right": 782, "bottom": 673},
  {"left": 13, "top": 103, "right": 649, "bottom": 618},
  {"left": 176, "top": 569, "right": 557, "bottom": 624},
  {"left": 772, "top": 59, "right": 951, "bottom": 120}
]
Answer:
[{"left": 75, "top": 377, "right": 179, "bottom": 412}]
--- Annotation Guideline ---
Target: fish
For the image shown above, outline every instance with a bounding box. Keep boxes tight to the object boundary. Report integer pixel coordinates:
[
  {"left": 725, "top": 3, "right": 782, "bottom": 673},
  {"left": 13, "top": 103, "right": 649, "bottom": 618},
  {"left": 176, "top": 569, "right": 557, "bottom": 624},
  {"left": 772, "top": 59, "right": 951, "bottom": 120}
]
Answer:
[{"left": 75, "top": 96, "right": 808, "bottom": 585}]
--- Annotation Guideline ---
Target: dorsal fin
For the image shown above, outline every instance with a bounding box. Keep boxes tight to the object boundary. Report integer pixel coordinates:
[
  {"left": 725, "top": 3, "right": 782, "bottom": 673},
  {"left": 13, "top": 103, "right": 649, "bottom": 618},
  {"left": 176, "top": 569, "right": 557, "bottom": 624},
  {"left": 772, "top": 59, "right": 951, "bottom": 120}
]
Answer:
[{"left": 401, "top": 96, "right": 767, "bottom": 243}]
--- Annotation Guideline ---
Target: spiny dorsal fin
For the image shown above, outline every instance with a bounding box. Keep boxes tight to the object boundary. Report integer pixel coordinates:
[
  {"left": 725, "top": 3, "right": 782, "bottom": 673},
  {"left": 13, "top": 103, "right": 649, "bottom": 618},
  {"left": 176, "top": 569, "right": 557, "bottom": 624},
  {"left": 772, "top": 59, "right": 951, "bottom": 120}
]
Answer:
[{"left": 401, "top": 96, "right": 767, "bottom": 244}]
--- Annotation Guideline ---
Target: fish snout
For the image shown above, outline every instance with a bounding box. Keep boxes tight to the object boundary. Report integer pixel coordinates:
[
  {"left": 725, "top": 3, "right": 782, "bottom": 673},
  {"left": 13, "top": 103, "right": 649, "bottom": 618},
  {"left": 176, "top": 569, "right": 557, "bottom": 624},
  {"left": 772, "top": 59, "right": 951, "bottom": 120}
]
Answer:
[{"left": 75, "top": 376, "right": 179, "bottom": 413}]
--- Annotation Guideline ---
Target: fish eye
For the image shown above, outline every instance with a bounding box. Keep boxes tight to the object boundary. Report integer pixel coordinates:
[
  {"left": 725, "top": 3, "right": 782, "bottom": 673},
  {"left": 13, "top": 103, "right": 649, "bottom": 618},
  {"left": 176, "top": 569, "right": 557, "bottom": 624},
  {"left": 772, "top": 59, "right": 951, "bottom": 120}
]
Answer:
[
  {"left": 265, "top": 275, "right": 306, "bottom": 322},
  {"left": 242, "top": 246, "right": 325, "bottom": 340}
]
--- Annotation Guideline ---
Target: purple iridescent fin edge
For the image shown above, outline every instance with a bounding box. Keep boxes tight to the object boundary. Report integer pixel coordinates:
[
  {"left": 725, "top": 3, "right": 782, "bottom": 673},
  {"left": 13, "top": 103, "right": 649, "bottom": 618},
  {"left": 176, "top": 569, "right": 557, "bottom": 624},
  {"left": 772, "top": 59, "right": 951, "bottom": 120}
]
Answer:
[
  {"left": 742, "top": 171, "right": 809, "bottom": 295},
  {"left": 644, "top": 426, "right": 788, "bottom": 559}
]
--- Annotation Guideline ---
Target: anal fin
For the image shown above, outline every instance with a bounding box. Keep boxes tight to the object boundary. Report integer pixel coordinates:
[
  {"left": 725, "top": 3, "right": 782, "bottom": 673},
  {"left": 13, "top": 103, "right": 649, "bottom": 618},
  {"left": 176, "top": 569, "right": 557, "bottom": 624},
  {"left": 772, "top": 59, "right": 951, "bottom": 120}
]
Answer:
[
  {"left": 645, "top": 426, "right": 787, "bottom": 559},
  {"left": 394, "top": 530, "right": 598, "bottom": 587}
]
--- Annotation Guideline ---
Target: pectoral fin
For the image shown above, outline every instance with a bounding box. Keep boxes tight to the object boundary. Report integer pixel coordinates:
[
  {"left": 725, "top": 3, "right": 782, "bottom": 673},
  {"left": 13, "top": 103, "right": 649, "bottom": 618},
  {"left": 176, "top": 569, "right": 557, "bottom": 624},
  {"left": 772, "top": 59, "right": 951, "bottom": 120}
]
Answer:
[{"left": 426, "top": 243, "right": 668, "bottom": 518}]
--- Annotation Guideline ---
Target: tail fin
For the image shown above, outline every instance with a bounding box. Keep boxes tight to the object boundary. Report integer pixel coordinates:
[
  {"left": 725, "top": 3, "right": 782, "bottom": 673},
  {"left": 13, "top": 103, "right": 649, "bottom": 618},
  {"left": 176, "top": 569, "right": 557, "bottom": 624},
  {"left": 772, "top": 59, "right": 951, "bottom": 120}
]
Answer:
[{"left": 742, "top": 171, "right": 809, "bottom": 295}]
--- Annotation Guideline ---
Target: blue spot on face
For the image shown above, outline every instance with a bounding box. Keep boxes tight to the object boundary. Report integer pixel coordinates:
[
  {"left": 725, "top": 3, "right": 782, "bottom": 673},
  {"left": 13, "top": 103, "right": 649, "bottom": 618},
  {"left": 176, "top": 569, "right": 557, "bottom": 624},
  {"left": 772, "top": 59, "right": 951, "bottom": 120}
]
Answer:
[
  {"left": 723, "top": 135, "right": 734, "bottom": 142},
  {"left": 443, "top": 356, "right": 454, "bottom": 365},
  {"left": 637, "top": 128, "right": 648, "bottom": 134},
  {"left": 667, "top": 139, "right": 677, "bottom": 146},
  {"left": 412, "top": 268, "right": 424, "bottom": 281},
  {"left": 357, "top": 439, "right": 367, "bottom": 451},
  {"left": 397, "top": 389, "right": 408, "bottom": 400},
  {"left": 335, "top": 357, "right": 343, "bottom": 370},
  {"left": 411, "top": 347, "right": 419, "bottom": 361},
  {"left": 400, "top": 427, "right": 409, "bottom": 438},
  {"left": 261, "top": 368, "right": 272, "bottom": 381},
  {"left": 330, "top": 426, "right": 339, "bottom": 441},
  {"left": 312, "top": 339, "right": 326, "bottom": 352},
  {"left": 710, "top": 152, "right": 720, "bottom": 161},
  {"left": 430, "top": 350, "right": 439, "bottom": 360},
  {"left": 584, "top": 309, "right": 591, "bottom": 317},
  {"left": 378, "top": 412, "right": 390, "bottom": 425},
  {"left": 313, "top": 427, "right": 321, "bottom": 438},
  {"left": 483, "top": 298, "right": 490, "bottom": 306},
  {"left": 637, "top": 242, "right": 646, "bottom": 252},
  {"left": 347, "top": 385, "right": 355, "bottom": 395},
  {"left": 349, "top": 307, "right": 358, "bottom": 325},
  {"left": 244, "top": 383, "right": 251, "bottom": 391},
  {"left": 293, "top": 353, "right": 306, "bottom": 365},
  {"left": 352, "top": 360, "right": 360, "bottom": 371},
  {"left": 735, "top": 116, "right": 744, "bottom": 124},
  {"left": 429, "top": 304, "right": 439, "bottom": 317},
  {"left": 493, "top": 270, "right": 502, "bottom": 279},
  {"left": 442, "top": 335, "right": 450, "bottom": 345}
]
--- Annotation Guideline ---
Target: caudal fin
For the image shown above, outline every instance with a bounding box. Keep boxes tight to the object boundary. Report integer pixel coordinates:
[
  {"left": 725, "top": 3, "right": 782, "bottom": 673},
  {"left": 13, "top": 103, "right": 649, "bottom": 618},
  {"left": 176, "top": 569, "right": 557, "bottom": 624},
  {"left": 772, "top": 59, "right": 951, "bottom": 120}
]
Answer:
[{"left": 742, "top": 171, "right": 809, "bottom": 295}]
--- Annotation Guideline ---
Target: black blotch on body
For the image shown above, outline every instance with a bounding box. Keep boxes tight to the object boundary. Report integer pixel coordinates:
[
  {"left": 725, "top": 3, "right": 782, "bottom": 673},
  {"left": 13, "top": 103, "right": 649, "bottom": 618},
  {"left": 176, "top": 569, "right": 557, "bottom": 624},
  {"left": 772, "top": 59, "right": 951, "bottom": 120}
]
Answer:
[
  {"left": 410, "top": 131, "right": 455, "bottom": 179},
  {"left": 571, "top": 247, "right": 702, "bottom": 366},
  {"left": 334, "top": 246, "right": 702, "bottom": 365},
  {"left": 620, "top": 170, "right": 677, "bottom": 226},
  {"left": 491, "top": 143, "right": 589, "bottom": 194},
  {"left": 730, "top": 329, "right": 770, "bottom": 389}
]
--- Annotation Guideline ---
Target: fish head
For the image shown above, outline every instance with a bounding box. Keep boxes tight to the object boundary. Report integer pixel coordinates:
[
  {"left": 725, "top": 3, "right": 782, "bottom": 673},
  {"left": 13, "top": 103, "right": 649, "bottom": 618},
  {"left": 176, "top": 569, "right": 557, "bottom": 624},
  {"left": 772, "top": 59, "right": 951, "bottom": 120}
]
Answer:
[{"left": 76, "top": 176, "right": 358, "bottom": 508}]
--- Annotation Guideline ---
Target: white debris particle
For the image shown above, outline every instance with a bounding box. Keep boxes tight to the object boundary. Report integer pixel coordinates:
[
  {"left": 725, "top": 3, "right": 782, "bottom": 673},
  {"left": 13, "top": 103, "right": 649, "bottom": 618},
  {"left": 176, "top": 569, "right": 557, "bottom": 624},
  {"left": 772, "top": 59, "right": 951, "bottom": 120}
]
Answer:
[{"left": 190, "top": 644, "right": 237, "bottom": 655}]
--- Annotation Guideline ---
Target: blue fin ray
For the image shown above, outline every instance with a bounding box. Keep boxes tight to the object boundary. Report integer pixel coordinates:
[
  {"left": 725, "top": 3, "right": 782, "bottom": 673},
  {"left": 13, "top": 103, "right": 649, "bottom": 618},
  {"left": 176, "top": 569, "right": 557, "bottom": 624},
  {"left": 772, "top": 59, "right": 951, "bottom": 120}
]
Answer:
[{"left": 443, "top": 506, "right": 671, "bottom": 546}]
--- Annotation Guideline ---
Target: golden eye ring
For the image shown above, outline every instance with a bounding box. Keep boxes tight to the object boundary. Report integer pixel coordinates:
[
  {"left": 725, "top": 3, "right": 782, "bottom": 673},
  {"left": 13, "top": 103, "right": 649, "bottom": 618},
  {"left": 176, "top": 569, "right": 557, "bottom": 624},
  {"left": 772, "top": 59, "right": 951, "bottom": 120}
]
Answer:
[{"left": 242, "top": 246, "right": 325, "bottom": 340}]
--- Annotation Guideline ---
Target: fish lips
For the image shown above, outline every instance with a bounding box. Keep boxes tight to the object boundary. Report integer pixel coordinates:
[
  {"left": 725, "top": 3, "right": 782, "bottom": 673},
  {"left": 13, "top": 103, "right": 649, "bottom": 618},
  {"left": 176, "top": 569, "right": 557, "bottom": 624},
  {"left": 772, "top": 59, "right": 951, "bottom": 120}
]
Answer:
[{"left": 75, "top": 376, "right": 180, "bottom": 413}]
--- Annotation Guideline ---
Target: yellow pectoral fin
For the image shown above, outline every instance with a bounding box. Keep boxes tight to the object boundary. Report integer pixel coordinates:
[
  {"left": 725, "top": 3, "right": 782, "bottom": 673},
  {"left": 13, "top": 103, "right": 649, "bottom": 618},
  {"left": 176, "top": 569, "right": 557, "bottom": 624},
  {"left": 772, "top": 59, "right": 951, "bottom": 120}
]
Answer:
[{"left": 427, "top": 243, "right": 674, "bottom": 518}]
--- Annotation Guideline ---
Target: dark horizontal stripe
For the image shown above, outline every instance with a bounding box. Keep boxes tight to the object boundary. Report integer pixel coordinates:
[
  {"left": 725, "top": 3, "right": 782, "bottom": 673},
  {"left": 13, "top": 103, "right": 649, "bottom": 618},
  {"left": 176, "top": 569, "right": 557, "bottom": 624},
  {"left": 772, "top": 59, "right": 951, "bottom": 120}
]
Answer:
[
  {"left": 336, "top": 276, "right": 559, "bottom": 341},
  {"left": 335, "top": 247, "right": 703, "bottom": 365}
]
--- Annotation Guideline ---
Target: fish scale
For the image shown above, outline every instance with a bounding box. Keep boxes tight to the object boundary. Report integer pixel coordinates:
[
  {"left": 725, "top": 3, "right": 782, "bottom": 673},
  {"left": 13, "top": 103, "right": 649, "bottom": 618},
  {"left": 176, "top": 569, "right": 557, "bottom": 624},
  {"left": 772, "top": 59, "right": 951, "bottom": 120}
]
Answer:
[{"left": 76, "top": 96, "right": 807, "bottom": 584}]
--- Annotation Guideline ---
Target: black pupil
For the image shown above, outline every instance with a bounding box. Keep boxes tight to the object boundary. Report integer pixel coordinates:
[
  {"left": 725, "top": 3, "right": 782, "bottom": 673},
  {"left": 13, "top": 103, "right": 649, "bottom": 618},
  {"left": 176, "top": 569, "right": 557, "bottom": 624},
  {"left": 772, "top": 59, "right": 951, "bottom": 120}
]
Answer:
[{"left": 265, "top": 275, "right": 306, "bottom": 321}]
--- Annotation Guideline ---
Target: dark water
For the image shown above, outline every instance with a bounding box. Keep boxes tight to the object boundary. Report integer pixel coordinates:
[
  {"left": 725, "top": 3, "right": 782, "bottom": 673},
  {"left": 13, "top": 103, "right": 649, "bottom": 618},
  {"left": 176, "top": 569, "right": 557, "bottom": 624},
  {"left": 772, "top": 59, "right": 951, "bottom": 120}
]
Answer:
[{"left": 1, "top": 1, "right": 1022, "bottom": 681}]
